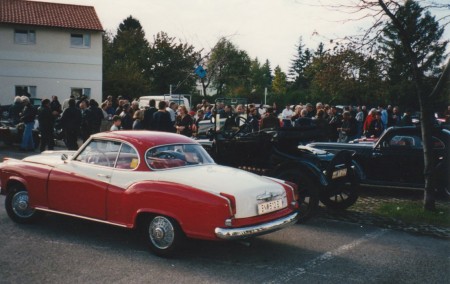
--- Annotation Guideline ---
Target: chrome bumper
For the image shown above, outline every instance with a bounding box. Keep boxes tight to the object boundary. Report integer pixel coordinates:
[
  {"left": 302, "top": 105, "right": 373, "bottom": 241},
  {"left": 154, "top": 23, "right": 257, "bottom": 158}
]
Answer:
[{"left": 215, "top": 212, "right": 298, "bottom": 240}]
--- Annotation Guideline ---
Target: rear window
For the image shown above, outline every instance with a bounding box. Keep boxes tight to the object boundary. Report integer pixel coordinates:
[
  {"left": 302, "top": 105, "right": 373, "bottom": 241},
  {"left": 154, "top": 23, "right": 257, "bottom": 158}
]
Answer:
[{"left": 146, "top": 144, "right": 214, "bottom": 170}]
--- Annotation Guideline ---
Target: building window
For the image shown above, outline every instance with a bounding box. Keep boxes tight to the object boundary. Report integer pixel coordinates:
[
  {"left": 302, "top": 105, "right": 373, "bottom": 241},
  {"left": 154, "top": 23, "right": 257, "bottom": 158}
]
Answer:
[
  {"left": 15, "top": 86, "right": 37, "bottom": 97},
  {"left": 14, "top": 30, "right": 36, "bottom": 44},
  {"left": 71, "top": 33, "right": 91, "bottom": 48},
  {"left": 71, "top": 88, "right": 91, "bottom": 99}
]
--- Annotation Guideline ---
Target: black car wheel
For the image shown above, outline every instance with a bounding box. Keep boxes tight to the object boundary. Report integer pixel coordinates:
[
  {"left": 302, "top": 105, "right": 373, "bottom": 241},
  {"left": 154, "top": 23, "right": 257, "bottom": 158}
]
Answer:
[
  {"left": 320, "top": 169, "right": 360, "bottom": 211},
  {"left": 276, "top": 169, "right": 320, "bottom": 223},
  {"left": 142, "top": 215, "right": 185, "bottom": 257},
  {"left": 5, "top": 185, "right": 43, "bottom": 224}
]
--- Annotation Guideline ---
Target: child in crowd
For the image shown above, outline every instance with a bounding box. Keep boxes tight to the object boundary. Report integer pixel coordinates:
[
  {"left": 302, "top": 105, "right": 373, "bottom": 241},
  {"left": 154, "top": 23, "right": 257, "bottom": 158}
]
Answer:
[{"left": 110, "top": 115, "right": 122, "bottom": 131}]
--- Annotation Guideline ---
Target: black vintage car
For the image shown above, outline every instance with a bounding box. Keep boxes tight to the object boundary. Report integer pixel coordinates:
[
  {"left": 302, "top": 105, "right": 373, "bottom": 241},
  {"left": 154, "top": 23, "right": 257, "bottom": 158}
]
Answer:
[
  {"left": 308, "top": 126, "right": 450, "bottom": 198},
  {"left": 198, "top": 117, "right": 364, "bottom": 223}
]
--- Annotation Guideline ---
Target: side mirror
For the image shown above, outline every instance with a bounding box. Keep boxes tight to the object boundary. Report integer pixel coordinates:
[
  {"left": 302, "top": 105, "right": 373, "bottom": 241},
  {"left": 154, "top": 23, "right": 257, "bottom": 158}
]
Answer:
[{"left": 61, "top": 153, "right": 68, "bottom": 161}]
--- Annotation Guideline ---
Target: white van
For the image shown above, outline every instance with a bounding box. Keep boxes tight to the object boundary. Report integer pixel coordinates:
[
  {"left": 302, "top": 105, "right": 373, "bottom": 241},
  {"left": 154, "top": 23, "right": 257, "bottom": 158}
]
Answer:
[{"left": 138, "top": 94, "right": 190, "bottom": 111}]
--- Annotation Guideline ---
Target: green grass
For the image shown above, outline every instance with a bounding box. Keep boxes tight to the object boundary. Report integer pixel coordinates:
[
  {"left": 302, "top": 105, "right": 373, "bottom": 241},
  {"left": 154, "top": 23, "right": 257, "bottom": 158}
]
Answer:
[{"left": 374, "top": 201, "right": 450, "bottom": 227}]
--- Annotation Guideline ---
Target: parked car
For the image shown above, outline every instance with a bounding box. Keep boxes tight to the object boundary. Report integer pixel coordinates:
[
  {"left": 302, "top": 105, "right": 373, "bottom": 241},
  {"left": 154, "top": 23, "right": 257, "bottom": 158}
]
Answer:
[
  {"left": 0, "top": 120, "right": 40, "bottom": 148},
  {"left": 198, "top": 116, "right": 364, "bottom": 223},
  {"left": 0, "top": 131, "right": 299, "bottom": 256},
  {"left": 308, "top": 126, "right": 450, "bottom": 198}
]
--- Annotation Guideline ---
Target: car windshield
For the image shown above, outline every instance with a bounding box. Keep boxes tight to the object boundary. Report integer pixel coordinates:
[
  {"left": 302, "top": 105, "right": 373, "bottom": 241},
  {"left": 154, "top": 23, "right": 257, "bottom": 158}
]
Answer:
[{"left": 146, "top": 144, "right": 215, "bottom": 170}]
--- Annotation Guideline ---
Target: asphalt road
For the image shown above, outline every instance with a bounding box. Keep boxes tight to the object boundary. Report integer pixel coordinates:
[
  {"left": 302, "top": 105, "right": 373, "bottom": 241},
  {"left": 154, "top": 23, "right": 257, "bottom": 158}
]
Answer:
[
  {"left": 0, "top": 198, "right": 448, "bottom": 284},
  {"left": 0, "top": 144, "right": 449, "bottom": 283}
]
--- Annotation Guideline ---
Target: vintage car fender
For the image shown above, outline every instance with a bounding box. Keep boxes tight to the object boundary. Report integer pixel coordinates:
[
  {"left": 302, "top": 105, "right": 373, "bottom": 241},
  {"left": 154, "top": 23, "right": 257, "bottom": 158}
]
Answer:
[
  {"left": 110, "top": 180, "right": 233, "bottom": 240},
  {"left": 0, "top": 159, "right": 52, "bottom": 206},
  {"left": 272, "top": 160, "right": 328, "bottom": 188}
]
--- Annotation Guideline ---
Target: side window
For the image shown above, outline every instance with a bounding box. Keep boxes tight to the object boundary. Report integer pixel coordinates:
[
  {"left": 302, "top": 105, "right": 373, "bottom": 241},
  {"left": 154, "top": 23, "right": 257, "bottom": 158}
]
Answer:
[
  {"left": 75, "top": 140, "right": 120, "bottom": 167},
  {"left": 388, "top": 135, "right": 422, "bottom": 149},
  {"left": 115, "top": 144, "right": 139, "bottom": 170},
  {"left": 389, "top": 135, "right": 415, "bottom": 148}
]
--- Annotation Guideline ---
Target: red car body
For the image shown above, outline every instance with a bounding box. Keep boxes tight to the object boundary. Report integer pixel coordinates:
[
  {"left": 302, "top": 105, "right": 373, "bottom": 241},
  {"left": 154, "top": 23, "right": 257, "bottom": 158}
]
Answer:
[{"left": 0, "top": 131, "right": 298, "bottom": 256}]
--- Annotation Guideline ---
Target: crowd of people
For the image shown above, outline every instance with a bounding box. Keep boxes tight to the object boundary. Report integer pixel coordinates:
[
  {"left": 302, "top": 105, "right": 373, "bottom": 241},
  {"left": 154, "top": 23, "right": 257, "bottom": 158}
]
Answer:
[{"left": 6, "top": 94, "right": 450, "bottom": 152}]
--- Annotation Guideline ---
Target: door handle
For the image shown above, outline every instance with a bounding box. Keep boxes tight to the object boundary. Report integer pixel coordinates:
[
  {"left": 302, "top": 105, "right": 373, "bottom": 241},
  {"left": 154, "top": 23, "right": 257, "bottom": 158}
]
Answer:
[{"left": 97, "top": 174, "right": 111, "bottom": 178}]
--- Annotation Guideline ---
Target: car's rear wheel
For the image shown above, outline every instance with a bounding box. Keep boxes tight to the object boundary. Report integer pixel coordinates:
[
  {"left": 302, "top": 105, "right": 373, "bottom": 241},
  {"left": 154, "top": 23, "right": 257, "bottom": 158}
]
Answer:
[
  {"left": 5, "top": 186, "right": 43, "bottom": 224},
  {"left": 320, "top": 170, "right": 360, "bottom": 210},
  {"left": 276, "top": 169, "right": 320, "bottom": 223},
  {"left": 142, "top": 215, "right": 185, "bottom": 257}
]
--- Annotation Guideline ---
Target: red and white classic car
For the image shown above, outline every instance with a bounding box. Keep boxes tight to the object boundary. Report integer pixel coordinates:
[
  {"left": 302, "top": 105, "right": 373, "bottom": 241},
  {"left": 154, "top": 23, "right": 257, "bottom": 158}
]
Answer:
[{"left": 0, "top": 131, "right": 298, "bottom": 256}]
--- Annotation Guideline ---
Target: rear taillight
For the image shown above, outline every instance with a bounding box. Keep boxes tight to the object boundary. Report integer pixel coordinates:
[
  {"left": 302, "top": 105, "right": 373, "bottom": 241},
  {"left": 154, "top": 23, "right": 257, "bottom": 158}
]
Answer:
[
  {"left": 284, "top": 181, "right": 299, "bottom": 202},
  {"left": 220, "top": 192, "right": 236, "bottom": 215}
]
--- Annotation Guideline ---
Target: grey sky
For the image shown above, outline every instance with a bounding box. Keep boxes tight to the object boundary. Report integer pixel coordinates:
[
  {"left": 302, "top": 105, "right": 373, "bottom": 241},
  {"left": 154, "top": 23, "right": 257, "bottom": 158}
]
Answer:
[{"left": 33, "top": 0, "right": 449, "bottom": 72}]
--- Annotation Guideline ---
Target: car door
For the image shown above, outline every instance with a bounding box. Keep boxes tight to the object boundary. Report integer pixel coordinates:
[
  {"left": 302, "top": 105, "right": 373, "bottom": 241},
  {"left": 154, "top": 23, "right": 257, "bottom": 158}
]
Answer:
[
  {"left": 47, "top": 139, "right": 120, "bottom": 220},
  {"left": 371, "top": 134, "right": 423, "bottom": 184}
]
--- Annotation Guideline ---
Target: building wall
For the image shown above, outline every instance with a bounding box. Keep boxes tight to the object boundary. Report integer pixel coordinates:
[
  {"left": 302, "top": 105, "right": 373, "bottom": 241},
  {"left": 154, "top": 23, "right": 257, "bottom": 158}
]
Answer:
[{"left": 0, "top": 24, "right": 102, "bottom": 106}]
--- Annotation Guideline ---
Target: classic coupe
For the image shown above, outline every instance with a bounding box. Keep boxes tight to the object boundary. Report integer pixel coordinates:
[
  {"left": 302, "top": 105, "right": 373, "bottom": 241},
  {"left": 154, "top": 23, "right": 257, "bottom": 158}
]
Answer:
[
  {"left": 0, "top": 131, "right": 299, "bottom": 256},
  {"left": 308, "top": 126, "right": 450, "bottom": 198}
]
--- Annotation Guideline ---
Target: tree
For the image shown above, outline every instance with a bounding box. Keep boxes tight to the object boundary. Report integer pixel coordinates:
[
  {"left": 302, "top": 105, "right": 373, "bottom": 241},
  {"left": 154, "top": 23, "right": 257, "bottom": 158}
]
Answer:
[
  {"left": 103, "top": 16, "right": 151, "bottom": 100},
  {"left": 326, "top": 0, "right": 449, "bottom": 210},
  {"left": 147, "top": 32, "right": 199, "bottom": 95},
  {"left": 203, "top": 38, "right": 252, "bottom": 97},
  {"left": 289, "top": 37, "right": 312, "bottom": 90},
  {"left": 378, "top": 0, "right": 448, "bottom": 108},
  {"left": 377, "top": 0, "right": 448, "bottom": 210},
  {"left": 272, "top": 66, "right": 288, "bottom": 97},
  {"left": 249, "top": 58, "right": 273, "bottom": 102}
]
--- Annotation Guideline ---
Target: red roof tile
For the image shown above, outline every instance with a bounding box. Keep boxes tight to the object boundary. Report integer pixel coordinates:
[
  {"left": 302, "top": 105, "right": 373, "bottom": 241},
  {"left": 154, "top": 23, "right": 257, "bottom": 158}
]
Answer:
[{"left": 0, "top": 0, "right": 103, "bottom": 31}]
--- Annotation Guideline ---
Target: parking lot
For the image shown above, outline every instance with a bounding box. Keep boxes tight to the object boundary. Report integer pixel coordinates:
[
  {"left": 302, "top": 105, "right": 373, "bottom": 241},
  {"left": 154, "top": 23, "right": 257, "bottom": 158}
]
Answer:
[{"left": 0, "top": 143, "right": 449, "bottom": 283}]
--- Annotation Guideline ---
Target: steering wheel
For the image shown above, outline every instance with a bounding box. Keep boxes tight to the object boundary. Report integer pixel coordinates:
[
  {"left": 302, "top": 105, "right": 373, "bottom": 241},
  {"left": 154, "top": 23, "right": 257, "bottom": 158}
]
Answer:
[
  {"left": 230, "top": 116, "right": 253, "bottom": 138},
  {"left": 88, "top": 151, "right": 111, "bottom": 166}
]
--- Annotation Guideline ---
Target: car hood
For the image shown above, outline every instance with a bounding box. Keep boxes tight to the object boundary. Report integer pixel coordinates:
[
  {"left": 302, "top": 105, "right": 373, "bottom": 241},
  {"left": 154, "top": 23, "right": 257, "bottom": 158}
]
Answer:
[
  {"left": 22, "top": 151, "right": 77, "bottom": 167},
  {"left": 154, "top": 164, "right": 289, "bottom": 219}
]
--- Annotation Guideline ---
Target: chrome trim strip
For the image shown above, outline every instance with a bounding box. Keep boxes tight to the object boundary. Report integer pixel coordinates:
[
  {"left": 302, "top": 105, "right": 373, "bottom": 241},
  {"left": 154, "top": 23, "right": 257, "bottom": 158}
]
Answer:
[
  {"left": 34, "top": 207, "right": 128, "bottom": 228},
  {"left": 215, "top": 212, "right": 298, "bottom": 240}
]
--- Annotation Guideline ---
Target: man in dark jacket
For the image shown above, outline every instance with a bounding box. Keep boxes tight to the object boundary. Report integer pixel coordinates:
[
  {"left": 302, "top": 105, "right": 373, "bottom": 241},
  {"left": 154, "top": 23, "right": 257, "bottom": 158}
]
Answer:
[
  {"left": 143, "top": 99, "right": 158, "bottom": 130},
  {"left": 38, "top": 99, "right": 55, "bottom": 152},
  {"left": 60, "top": 98, "right": 81, "bottom": 150},
  {"left": 79, "top": 100, "right": 94, "bottom": 142},
  {"left": 152, "top": 101, "right": 173, "bottom": 132},
  {"left": 88, "top": 99, "right": 104, "bottom": 134}
]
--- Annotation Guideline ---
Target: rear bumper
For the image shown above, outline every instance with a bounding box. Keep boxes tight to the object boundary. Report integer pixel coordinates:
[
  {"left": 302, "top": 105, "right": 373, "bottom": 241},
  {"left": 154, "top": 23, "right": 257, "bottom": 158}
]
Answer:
[{"left": 214, "top": 212, "right": 298, "bottom": 240}]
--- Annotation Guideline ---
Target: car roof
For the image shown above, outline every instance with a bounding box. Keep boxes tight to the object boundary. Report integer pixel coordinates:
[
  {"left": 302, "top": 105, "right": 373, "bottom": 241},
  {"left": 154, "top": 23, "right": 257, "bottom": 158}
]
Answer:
[{"left": 90, "top": 130, "right": 196, "bottom": 148}]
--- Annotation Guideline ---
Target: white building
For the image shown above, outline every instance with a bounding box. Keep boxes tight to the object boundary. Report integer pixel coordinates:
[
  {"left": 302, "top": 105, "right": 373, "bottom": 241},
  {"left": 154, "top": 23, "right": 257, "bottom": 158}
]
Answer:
[{"left": 0, "top": 0, "right": 103, "bottom": 106}]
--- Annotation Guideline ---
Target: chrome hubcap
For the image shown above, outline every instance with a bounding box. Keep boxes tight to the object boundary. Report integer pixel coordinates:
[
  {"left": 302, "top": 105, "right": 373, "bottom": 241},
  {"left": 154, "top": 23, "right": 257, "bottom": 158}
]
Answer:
[
  {"left": 12, "top": 191, "right": 35, "bottom": 218},
  {"left": 149, "top": 216, "right": 175, "bottom": 250}
]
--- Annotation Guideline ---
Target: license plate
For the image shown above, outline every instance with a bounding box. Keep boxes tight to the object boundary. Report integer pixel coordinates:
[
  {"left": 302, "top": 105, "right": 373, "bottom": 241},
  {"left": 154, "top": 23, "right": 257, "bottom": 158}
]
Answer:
[
  {"left": 257, "top": 199, "right": 283, "bottom": 215},
  {"left": 332, "top": 168, "right": 347, "bottom": 179}
]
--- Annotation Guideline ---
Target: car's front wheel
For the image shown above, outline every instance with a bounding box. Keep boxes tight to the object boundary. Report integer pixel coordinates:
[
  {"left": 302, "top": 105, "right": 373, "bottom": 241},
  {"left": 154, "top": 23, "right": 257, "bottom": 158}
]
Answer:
[
  {"left": 5, "top": 186, "right": 43, "bottom": 224},
  {"left": 142, "top": 215, "right": 185, "bottom": 257}
]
